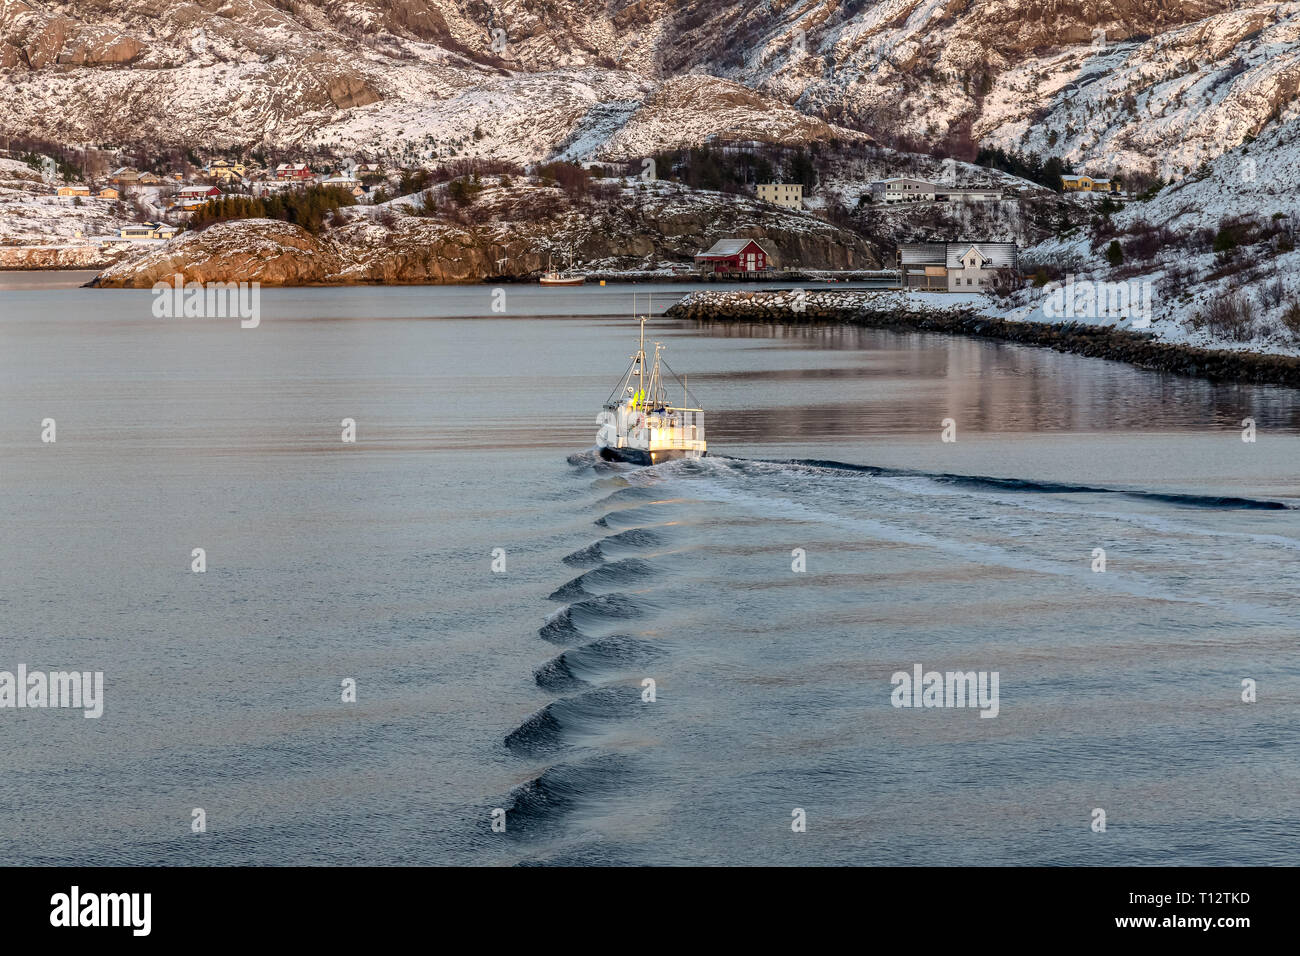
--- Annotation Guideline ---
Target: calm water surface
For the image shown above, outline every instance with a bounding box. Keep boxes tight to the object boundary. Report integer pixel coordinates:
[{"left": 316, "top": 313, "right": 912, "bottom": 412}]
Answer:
[{"left": 1, "top": 276, "right": 1297, "bottom": 865}]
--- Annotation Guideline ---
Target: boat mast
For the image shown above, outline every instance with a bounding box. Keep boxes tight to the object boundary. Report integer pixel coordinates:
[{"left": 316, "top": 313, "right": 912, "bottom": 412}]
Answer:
[
  {"left": 644, "top": 295, "right": 653, "bottom": 406},
  {"left": 630, "top": 293, "right": 645, "bottom": 408},
  {"left": 651, "top": 342, "right": 664, "bottom": 407}
]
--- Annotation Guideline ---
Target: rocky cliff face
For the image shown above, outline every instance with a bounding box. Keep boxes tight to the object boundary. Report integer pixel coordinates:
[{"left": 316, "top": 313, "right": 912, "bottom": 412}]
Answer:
[
  {"left": 0, "top": 3, "right": 144, "bottom": 69},
  {"left": 0, "top": 243, "right": 128, "bottom": 269}
]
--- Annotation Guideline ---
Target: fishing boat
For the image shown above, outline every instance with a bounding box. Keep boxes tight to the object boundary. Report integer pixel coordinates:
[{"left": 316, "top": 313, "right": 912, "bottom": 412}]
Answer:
[
  {"left": 539, "top": 250, "right": 585, "bottom": 286},
  {"left": 539, "top": 272, "right": 585, "bottom": 286},
  {"left": 597, "top": 311, "right": 706, "bottom": 465}
]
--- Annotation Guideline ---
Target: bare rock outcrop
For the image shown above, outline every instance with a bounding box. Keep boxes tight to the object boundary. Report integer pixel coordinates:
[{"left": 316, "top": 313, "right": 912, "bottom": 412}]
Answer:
[{"left": 93, "top": 219, "right": 341, "bottom": 287}]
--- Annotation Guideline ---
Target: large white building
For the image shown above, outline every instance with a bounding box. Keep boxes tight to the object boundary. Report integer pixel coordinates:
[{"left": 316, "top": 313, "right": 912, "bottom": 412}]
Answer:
[
  {"left": 868, "top": 177, "right": 939, "bottom": 203},
  {"left": 936, "top": 186, "right": 1004, "bottom": 202},
  {"left": 870, "top": 178, "right": 1003, "bottom": 204},
  {"left": 756, "top": 183, "right": 803, "bottom": 209}
]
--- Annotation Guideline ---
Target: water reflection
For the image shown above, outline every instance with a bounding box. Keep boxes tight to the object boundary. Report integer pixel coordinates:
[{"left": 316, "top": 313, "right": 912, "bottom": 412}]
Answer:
[{"left": 683, "top": 320, "right": 1300, "bottom": 435}]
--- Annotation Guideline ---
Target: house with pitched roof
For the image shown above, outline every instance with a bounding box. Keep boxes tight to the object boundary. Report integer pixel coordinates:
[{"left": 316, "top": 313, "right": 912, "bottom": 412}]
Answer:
[
  {"left": 1060, "top": 173, "right": 1121, "bottom": 194},
  {"left": 945, "top": 242, "right": 1018, "bottom": 291},
  {"left": 693, "top": 238, "right": 772, "bottom": 274},
  {"left": 897, "top": 241, "right": 1018, "bottom": 291}
]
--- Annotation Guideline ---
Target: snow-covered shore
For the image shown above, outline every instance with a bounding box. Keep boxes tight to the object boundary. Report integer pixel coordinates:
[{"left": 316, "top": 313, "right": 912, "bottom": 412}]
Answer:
[{"left": 666, "top": 288, "right": 1300, "bottom": 389}]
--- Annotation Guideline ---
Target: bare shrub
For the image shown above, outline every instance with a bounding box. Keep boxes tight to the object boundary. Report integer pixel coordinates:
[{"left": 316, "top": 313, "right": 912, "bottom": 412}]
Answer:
[
  {"left": 1282, "top": 301, "right": 1300, "bottom": 335},
  {"left": 1201, "top": 292, "right": 1257, "bottom": 342},
  {"left": 430, "top": 158, "right": 523, "bottom": 183},
  {"left": 1258, "top": 275, "right": 1285, "bottom": 310},
  {"left": 1159, "top": 261, "right": 1196, "bottom": 298},
  {"left": 1120, "top": 222, "right": 1172, "bottom": 261}
]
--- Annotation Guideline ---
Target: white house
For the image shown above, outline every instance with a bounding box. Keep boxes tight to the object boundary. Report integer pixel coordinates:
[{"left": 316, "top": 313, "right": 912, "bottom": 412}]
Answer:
[
  {"left": 321, "top": 175, "right": 364, "bottom": 197},
  {"left": 247, "top": 180, "right": 295, "bottom": 197},
  {"left": 897, "top": 241, "right": 1018, "bottom": 291},
  {"left": 945, "top": 242, "right": 1018, "bottom": 291}
]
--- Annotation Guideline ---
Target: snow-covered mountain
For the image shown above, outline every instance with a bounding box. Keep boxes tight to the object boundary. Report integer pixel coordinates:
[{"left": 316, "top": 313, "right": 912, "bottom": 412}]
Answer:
[
  {"left": 4, "top": 0, "right": 1298, "bottom": 179},
  {"left": 0, "top": 0, "right": 866, "bottom": 164}
]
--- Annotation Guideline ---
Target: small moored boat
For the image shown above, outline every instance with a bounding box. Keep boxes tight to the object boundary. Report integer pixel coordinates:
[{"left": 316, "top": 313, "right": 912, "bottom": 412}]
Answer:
[
  {"left": 539, "top": 272, "right": 585, "bottom": 286},
  {"left": 539, "top": 251, "right": 585, "bottom": 286}
]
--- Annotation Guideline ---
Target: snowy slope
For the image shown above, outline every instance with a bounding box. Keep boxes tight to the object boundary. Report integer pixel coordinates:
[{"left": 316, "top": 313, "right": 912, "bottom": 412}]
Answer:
[{"left": 6, "top": 0, "right": 1296, "bottom": 180}]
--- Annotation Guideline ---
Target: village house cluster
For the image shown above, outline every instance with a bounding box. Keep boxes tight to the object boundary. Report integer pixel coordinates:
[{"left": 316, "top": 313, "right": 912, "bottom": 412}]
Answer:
[
  {"left": 40, "top": 155, "right": 390, "bottom": 247},
  {"left": 730, "top": 164, "right": 1120, "bottom": 289},
  {"left": 689, "top": 235, "right": 1024, "bottom": 293},
  {"left": 752, "top": 176, "right": 1008, "bottom": 210},
  {"left": 32, "top": 143, "right": 1101, "bottom": 293}
]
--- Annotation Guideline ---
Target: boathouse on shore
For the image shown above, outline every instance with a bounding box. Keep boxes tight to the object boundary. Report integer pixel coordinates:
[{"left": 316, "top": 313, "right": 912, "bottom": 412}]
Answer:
[{"left": 694, "top": 238, "right": 772, "bottom": 275}]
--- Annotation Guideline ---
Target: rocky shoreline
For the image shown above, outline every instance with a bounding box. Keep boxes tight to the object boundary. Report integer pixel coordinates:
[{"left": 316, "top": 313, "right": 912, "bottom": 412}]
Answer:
[
  {"left": 89, "top": 186, "right": 879, "bottom": 288},
  {"left": 1, "top": 245, "right": 130, "bottom": 270},
  {"left": 666, "top": 290, "right": 1300, "bottom": 390}
]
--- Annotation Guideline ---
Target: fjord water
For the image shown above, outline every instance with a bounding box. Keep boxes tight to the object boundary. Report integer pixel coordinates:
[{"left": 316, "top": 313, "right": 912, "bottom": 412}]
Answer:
[{"left": 1, "top": 276, "right": 1297, "bottom": 866}]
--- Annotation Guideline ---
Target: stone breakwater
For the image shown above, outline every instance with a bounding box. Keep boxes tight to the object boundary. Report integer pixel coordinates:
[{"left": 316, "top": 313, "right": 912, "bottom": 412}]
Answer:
[{"left": 666, "top": 289, "right": 1300, "bottom": 390}]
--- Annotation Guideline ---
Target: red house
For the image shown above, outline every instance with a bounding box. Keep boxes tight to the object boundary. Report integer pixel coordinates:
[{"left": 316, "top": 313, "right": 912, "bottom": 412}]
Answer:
[
  {"left": 177, "top": 185, "right": 221, "bottom": 200},
  {"left": 694, "top": 238, "right": 771, "bottom": 274},
  {"left": 275, "top": 162, "right": 314, "bottom": 181}
]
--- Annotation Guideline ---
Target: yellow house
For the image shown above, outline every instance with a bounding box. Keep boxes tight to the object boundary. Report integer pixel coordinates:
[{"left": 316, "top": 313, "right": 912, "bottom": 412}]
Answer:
[
  {"left": 117, "top": 222, "right": 179, "bottom": 240},
  {"left": 207, "top": 160, "right": 247, "bottom": 183},
  {"left": 99, "top": 187, "right": 120, "bottom": 200},
  {"left": 1061, "top": 173, "right": 1120, "bottom": 193},
  {"left": 56, "top": 185, "right": 91, "bottom": 198}
]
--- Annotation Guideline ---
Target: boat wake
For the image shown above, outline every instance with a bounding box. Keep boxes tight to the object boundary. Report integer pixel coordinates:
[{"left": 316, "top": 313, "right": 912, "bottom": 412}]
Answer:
[
  {"left": 533, "top": 637, "right": 663, "bottom": 692},
  {"left": 498, "top": 459, "right": 694, "bottom": 851},
  {"left": 504, "top": 686, "right": 644, "bottom": 757},
  {"left": 502, "top": 754, "right": 638, "bottom": 835},
  {"left": 499, "top": 444, "right": 1299, "bottom": 859},
  {"left": 748, "top": 457, "right": 1298, "bottom": 510}
]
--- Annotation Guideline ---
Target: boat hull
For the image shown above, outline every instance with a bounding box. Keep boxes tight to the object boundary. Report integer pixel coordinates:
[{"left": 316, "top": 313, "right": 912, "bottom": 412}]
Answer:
[
  {"left": 599, "top": 446, "right": 706, "bottom": 466},
  {"left": 539, "top": 276, "right": 585, "bottom": 286}
]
